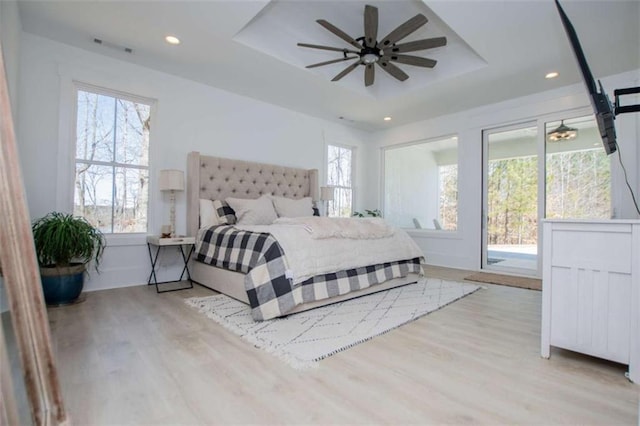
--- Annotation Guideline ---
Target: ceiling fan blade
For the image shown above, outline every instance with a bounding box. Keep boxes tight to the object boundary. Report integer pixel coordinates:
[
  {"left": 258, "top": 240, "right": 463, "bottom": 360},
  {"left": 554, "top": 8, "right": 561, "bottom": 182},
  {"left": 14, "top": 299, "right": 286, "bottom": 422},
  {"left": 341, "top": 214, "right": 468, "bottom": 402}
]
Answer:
[
  {"left": 380, "top": 14, "right": 428, "bottom": 47},
  {"left": 364, "top": 63, "right": 375, "bottom": 86},
  {"left": 385, "top": 54, "right": 437, "bottom": 68},
  {"left": 332, "top": 60, "right": 362, "bottom": 81},
  {"left": 306, "top": 56, "right": 359, "bottom": 69},
  {"left": 376, "top": 60, "right": 409, "bottom": 81},
  {"left": 317, "top": 19, "right": 363, "bottom": 50},
  {"left": 389, "top": 37, "right": 447, "bottom": 54},
  {"left": 297, "top": 43, "right": 360, "bottom": 54},
  {"left": 364, "top": 5, "right": 378, "bottom": 48}
]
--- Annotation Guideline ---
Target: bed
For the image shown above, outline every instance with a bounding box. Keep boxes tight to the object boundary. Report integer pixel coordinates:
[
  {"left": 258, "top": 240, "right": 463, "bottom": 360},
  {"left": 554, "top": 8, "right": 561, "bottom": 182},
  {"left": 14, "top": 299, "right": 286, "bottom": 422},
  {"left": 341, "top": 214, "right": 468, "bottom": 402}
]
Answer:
[{"left": 186, "top": 152, "right": 424, "bottom": 320}]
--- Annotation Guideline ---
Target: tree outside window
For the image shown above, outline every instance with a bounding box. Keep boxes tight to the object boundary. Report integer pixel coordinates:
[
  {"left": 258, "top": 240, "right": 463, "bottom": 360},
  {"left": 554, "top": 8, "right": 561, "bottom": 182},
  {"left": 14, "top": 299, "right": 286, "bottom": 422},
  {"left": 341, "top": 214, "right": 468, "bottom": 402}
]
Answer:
[
  {"left": 74, "top": 87, "right": 151, "bottom": 233},
  {"left": 484, "top": 115, "right": 610, "bottom": 247},
  {"left": 327, "top": 144, "right": 353, "bottom": 217},
  {"left": 545, "top": 116, "right": 611, "bottom": 220}
]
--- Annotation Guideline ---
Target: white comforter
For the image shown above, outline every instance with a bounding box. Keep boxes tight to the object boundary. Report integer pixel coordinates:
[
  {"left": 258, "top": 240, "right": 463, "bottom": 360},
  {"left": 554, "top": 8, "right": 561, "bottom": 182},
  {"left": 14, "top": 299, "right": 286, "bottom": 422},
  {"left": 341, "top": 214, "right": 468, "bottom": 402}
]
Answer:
[
  {"left": 235, "top": 219, "right": 424, "bottom": 284},
  {"left": 273, "top": 217, "right": 394, "bottom": 239}
]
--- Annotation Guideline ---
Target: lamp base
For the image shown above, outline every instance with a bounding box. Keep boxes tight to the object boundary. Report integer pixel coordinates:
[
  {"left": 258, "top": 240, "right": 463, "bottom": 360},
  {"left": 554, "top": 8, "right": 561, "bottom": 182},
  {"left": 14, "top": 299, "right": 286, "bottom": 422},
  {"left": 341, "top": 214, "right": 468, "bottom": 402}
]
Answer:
[
  {"left": 169, "top": 190, "right": 176, "bottom": 238},
  {"left": 161, "top": 224, "right": 171, "bottom": 238}
]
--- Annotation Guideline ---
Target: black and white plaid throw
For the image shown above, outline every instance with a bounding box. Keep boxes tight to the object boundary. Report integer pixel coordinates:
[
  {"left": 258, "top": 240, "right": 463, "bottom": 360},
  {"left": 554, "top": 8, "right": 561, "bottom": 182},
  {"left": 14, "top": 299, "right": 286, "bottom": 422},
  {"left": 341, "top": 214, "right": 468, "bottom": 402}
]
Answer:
[
  {"left": 196, "top": 226, "right": 423, "bottom": 320},
  {"left": 212, "top": 199, "right": 236, "bottom": 225}
]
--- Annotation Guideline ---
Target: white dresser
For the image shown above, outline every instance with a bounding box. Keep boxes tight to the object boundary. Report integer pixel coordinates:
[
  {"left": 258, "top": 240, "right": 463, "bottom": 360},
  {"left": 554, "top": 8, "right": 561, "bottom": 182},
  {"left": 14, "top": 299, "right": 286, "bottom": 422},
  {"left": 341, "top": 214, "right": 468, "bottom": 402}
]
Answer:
[{"left": 541, "top": 219, "right": 639, "bottom": 383}]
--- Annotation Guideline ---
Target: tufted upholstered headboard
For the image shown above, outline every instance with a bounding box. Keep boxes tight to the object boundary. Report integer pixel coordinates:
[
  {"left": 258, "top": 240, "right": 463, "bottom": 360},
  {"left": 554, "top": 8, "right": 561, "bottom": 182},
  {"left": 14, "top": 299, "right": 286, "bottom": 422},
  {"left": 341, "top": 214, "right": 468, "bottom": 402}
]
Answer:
[{"left": 187, "top": 152, "right": 319, "bottom": 237}]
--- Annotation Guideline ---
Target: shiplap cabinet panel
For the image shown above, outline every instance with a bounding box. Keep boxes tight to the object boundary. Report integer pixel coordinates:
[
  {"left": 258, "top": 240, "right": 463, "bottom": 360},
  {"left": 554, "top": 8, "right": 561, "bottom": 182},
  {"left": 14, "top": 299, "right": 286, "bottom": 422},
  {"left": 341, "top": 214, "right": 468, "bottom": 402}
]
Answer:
[{"left": 541, "top": 219, "right": 639, "bottom": 384}]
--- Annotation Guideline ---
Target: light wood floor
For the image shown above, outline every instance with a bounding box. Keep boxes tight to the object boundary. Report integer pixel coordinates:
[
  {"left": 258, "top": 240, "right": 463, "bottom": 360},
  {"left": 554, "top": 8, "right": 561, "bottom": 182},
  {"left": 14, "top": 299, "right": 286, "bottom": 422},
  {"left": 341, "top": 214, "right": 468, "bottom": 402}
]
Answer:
[{"left": 47, "top": 266, "right": 639, "bottom": 425}]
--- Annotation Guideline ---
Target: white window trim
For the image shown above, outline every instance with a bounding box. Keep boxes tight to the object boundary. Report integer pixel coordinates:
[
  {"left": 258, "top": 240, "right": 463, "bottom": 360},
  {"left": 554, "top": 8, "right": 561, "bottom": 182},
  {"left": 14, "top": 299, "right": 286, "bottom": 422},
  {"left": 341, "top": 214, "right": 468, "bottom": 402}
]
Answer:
[
  {"left": 325, "top": 142, "right": 356, "bottom": 216},
  {"left": 57, "top": 72, "right": 157, "bottom": 246},
  {"left": 405, "top": 228, "right": 464, "bottom": 239}
]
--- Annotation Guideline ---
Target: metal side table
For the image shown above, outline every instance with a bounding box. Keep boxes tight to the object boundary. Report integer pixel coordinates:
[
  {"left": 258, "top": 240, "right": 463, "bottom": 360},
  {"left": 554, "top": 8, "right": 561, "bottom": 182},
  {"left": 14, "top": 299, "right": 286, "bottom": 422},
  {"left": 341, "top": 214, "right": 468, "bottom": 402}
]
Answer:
[{"left": 146, "top": 235, "right": 195, "bottom": 293}]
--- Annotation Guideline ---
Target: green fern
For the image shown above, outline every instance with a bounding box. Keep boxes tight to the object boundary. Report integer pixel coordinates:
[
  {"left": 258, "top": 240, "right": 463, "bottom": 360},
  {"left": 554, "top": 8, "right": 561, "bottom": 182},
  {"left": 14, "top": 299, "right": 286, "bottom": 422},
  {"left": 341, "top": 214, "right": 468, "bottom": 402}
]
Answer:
[
  {"left": 32, "top": 212, "right": 106, "bottom": 269},
  {"left": 353, "top": 209, "right": 382, "bottom": 218}
]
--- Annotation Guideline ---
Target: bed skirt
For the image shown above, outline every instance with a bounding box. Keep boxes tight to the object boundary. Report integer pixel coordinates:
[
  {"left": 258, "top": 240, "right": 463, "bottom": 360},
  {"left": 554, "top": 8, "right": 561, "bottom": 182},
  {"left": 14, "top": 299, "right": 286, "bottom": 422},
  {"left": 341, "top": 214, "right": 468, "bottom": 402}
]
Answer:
[{"left": 190, "top": 260, "right": 422, "bottom": 316}]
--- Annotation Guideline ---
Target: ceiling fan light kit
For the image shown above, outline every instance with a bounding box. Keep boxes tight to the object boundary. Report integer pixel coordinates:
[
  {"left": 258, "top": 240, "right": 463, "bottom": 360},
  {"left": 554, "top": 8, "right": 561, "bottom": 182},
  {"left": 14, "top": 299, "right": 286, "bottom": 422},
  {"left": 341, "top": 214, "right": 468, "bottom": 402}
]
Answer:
[{"left": 298, "top": 4, "right": 447, "bottom": 87}]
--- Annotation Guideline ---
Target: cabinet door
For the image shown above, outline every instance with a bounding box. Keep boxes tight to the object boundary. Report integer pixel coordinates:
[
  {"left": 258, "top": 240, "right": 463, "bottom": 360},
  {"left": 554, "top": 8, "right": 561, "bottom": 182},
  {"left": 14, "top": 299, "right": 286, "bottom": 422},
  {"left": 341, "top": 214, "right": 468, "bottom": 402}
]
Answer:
[{"left": 548, "top": 223, "right": 632, "bottom": 364}]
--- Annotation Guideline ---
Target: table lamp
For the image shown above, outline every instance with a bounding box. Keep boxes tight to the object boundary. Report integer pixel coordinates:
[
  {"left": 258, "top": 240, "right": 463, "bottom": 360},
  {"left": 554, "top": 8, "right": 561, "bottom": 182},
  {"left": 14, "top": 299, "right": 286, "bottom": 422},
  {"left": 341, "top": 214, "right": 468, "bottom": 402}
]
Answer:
[
  {"left": 320, "top": 186, "right": 335, "bottom": 217},
  {"left": 159, "top": 169, "right": 184, "bottom": 237}
]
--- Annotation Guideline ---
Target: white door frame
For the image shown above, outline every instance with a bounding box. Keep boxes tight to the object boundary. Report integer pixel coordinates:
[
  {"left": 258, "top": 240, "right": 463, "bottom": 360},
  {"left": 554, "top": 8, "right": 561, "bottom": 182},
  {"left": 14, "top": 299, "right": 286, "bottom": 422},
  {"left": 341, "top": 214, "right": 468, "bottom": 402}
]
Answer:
[
  {"left": 481, "top": 106, "right": 600, "bottom": 278},
  {"left": 481, "top": 120, "right": 539, "bottom": 277}
]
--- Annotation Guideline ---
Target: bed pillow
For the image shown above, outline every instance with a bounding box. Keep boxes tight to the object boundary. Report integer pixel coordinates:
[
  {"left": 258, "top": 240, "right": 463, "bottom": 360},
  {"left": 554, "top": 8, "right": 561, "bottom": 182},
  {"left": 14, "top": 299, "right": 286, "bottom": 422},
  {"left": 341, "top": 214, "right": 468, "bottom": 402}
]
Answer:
[
  {"left": 226, "top": 195, "right": 277, "bottom": 225},
  {"left": 212, "top": 199, "right": 236, "bottom": 225},
  {"left": 199, "top": 199, "right": 219, "bottom": 228},
  {"left": 270, "top": 195, "right": 314, "bottom": 218}
]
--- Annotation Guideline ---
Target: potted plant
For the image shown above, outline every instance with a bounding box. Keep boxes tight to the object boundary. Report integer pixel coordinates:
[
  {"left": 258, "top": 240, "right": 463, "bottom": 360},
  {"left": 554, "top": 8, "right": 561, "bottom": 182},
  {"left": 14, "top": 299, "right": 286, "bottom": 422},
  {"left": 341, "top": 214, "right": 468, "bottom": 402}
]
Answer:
[
  {"left": 31, "top": 212, "right": 106, "bottom": 305},
  {"left": 353, "top": 209, "right": 382, "bottom": 218}
]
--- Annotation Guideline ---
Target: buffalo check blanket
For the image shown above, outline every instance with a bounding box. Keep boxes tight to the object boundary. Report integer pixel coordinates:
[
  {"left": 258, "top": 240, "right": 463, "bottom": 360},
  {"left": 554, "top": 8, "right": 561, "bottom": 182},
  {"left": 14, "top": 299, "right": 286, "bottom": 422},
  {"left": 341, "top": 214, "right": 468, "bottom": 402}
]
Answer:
[{"left": 196, "top": 225, "right": 423, "bottom": 320}]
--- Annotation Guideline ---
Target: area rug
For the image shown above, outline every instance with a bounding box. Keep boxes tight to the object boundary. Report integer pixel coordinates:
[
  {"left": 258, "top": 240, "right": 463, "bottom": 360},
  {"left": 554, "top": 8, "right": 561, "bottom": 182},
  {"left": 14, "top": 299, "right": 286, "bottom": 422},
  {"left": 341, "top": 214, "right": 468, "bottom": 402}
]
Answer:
[
  {"left": 185, "top": 278, "right": 480, "bottom": 369},
  {"left": 464, "top": 272, "right": 541, "bottom": 291}
]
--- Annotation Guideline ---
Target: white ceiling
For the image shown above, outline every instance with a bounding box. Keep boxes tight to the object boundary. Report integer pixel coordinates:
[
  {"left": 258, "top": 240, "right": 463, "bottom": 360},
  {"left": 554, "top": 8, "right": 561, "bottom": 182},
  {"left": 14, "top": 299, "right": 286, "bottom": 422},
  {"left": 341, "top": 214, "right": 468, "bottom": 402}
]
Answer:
[
  {"left": 17, "top": 0, "right": 640, "bottom": 131},
  {"left": 234, "top": 1, "right": 486, "bottom": 100}
]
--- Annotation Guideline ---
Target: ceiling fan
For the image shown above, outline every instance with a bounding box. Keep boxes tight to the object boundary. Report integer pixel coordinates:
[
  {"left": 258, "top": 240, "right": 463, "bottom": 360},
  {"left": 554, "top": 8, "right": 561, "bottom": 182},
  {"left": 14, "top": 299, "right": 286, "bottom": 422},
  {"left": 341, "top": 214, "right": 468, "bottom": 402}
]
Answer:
[{"left": 297, "top": 4, "right": 447, "bottom": 87}]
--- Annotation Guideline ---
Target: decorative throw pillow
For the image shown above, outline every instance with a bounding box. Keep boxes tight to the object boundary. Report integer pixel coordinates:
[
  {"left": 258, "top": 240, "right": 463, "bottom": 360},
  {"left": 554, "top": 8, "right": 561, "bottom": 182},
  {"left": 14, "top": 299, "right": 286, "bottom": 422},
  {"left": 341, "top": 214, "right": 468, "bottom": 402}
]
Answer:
[
  {"left": 199, "top": 199, "right": 219, "bottom": 228},
  {"left": 212, "top": 199, "right": 236, "bottom": 225},
  {"left": 226, "top": 195, "right": 277, "bottom": 225},
  {"left": 270, "top": 195, "right": 314, "bottom": 218}
]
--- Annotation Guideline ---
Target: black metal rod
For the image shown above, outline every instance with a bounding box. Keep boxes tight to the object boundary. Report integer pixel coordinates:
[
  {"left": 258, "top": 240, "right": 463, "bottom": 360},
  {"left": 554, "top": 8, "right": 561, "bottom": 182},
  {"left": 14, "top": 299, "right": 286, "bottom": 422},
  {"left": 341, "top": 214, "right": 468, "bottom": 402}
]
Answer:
[
  {"left": 614, "top": 86, "right": 640, "bottom": 116},
  {"left": 147, "top": 243, "right": 194, "bottom": 293}
]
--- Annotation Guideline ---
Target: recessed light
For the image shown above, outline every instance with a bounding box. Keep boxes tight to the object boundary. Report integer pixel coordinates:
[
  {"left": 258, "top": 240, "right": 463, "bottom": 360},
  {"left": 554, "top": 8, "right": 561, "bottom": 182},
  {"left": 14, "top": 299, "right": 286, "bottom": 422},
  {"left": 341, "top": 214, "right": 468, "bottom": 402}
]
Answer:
[
  {"left": 545, "top": 72, "right": 559, "bottom": 79},
  {"left": 383, "top": 116, "right": 392, "bottom": 121},
  {"left": 165, "top": 35, "right": 180, "bottom": 45}
]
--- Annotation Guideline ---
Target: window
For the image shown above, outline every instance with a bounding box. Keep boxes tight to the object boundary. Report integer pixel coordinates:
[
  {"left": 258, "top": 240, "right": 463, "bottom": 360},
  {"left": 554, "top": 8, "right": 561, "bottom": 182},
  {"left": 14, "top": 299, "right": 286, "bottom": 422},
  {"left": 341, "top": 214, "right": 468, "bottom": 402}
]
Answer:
[
  {"left": 383, "top": 136, "right": 458, "bottom": 230},
  {"left": 73, "top": 86, "right": 152, "bottom": 234},
  {"left": 326, "top": 144, "right": 354, "bottom": 217},
  {"left": 545, "top": 115, "right": 611, "bottom": 219}
]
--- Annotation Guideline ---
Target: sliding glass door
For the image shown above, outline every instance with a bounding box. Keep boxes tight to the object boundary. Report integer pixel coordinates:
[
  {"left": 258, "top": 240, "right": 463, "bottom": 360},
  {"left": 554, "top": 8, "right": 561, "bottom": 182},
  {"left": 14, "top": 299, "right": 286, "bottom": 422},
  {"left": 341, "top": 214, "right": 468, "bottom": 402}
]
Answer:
[
  {"left": 482, "top": 122, "right": 539, "bottom": 275},
  {"left": 481, "top": 114, "right": 612, "bottom": 277}
]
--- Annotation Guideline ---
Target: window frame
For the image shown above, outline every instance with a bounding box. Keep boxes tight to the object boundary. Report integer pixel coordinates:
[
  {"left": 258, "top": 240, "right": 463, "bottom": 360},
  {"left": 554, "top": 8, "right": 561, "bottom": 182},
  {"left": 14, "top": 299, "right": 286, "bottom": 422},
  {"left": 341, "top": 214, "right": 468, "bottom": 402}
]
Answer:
[
  {"left": 325, "top": 142, "right": 356, "bottom": 217},
  {"left": 381, "top": 134, "right": 460, "bottom": 234},
  {"left": 70, "top": 81, "right": 155, "bottom": 240}
]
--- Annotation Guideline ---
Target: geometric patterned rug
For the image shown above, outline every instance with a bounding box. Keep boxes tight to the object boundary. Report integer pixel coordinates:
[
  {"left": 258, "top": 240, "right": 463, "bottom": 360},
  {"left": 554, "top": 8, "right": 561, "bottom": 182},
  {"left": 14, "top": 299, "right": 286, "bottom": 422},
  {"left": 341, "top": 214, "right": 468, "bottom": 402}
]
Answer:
[{"left": 185, "top": 278, "right": 481, "bottom": 369}]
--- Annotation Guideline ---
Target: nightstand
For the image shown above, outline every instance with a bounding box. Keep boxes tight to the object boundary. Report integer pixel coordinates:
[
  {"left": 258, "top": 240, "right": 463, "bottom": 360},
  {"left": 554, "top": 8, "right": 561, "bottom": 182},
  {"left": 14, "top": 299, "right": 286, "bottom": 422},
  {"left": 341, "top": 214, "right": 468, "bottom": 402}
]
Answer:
[{"left": 146, "top": 235, "right": 195, "bottom": 293}]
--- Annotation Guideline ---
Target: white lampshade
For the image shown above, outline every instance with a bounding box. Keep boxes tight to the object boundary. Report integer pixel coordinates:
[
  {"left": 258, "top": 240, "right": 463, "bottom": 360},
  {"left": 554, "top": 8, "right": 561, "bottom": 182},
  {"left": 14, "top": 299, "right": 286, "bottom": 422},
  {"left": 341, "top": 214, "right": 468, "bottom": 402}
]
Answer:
[
  {"left": 159, "top": 169, "right": 184, "bottom": 191},
  {"left": 320, "top": 186, "right": 335, "bottom": 201}
]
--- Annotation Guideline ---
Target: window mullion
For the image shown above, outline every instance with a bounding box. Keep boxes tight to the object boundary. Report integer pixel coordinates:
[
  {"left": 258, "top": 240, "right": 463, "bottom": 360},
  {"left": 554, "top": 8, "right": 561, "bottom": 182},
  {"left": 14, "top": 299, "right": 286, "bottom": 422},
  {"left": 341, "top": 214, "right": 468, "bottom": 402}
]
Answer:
[
  {"left": 76, "top": 159, "right": 148, "bottom": 170},
  {"left": 110, "top": 96, "right": 118, "bottom": 233}
]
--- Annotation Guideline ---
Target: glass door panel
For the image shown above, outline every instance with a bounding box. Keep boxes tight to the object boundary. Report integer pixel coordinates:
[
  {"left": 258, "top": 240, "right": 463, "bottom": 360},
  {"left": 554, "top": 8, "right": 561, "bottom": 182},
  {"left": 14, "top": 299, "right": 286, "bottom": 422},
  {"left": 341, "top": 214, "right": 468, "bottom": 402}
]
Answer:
[
  {"left": 545, "top": 116, "right": 611, "bottom": 219},
  {"left": 483, "top": 123, "right": 538, "bottom": 275}
]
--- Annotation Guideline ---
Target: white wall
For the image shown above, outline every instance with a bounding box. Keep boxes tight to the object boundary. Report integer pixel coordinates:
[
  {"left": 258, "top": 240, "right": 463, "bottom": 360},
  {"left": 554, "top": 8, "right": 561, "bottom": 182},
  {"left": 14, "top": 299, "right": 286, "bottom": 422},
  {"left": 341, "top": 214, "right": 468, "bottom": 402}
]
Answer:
[
  {"left": 384, "top": 144, "right": 439, "bottom": 229},
  {"left": 371, "top": 69, "right": 640, "bottom": 271},
  {"left": 16, "top": 33, "right": 372, "bottom": 291}
]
